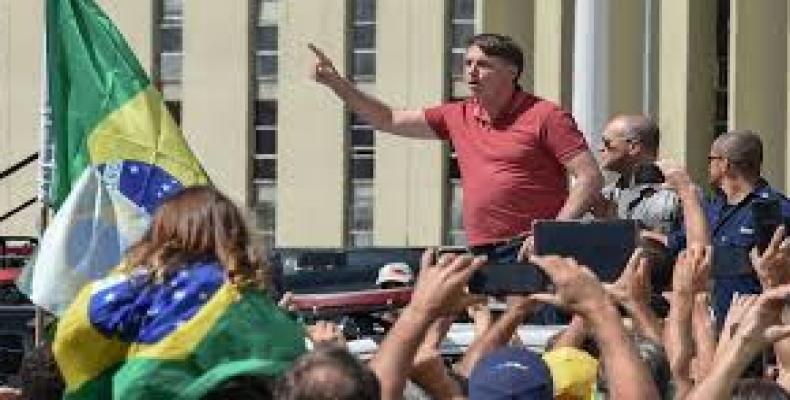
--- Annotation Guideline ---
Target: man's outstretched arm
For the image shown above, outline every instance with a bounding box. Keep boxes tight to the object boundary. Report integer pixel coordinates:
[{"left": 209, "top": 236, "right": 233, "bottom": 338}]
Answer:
[{"left": 309, "top": 43, "right": 437, "bottom": 139}]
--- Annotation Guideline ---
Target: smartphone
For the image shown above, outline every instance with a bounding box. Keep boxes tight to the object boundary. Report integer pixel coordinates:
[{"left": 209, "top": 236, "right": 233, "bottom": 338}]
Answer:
[
  {"left": 753, "top": 198, "right": 784, "bottom": 253},
  {"left": 468, "top": 262, "right": 548, "bottom": 295},
  {"left": 633, "top": 163, "right": 665, "bottom": 185},
  {"left": 533, "top": 219, "right": 638, "bottom": 282},
  {"left": 432, "top": 246, "right": 469, "bottom": 264}
]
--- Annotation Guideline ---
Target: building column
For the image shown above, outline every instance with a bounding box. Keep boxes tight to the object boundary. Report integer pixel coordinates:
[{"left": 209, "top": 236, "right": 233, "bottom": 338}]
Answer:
[
  {"left": 478, "top": 0, "right": 535, "bottom": 92},
  {"left": 533, "top": 0, "right": 574, "bottom": 108},
  {"left": 0, "top": 0, "right": 44, "bottom": 236},
  {"left": 658, "top": 0, "right": 716, "bottom": 183},
  {"left": 729, "top": 0, "right": 788, "bottom": 189},
  {"left": 97, "top": 0, "right": 155, "bottom": 76},
  {"left": 277, "top": 0, "right": 348, "bottom": 246},
  {"left": 375, "top": 0, "right": 446, "bottom": 246},
  {"left": 182, "top": 0, "right": 251, "bottom": 206}
]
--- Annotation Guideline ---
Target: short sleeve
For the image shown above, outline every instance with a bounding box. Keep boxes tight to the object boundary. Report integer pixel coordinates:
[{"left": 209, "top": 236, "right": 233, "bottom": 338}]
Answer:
[
  {"left": 424, "top": 104, "right": 451, "bottom": 140},
  {"left": 540, "top": 109, "right": 589, "bottom": 163}
]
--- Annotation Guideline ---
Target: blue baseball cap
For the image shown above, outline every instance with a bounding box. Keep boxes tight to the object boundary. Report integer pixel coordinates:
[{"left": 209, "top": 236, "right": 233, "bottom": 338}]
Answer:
[{"left": 468, "top": 347, "right": 554, "bottom": 400}]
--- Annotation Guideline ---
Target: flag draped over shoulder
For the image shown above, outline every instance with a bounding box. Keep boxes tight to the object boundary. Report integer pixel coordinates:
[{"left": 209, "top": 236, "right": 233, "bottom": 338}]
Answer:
[
  {"left": 54, "top": 261, "right": 307, "bottom": 400},
  {"left": 23, "top": 0, "right": 209, "bottom": 314}
]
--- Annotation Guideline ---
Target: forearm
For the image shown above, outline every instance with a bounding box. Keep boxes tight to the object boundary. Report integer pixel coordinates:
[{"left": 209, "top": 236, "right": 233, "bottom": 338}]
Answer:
[
  {"left": 588, "top": 304, "right": 660, "bottom": 400},
  {"left": 691, "top": 297, "right": 716, "bottom": 381},
  {"left": 324, "top": 76, "right": 395, "bottom": 131},
  {"left": 410, "top": 356, "right": 465, "bottom": 400},
  {"left": 458, "top": 306, "right": 527, "bottom": 377},
  {"left": 677, "top": 186, "right": 710, "bottom": 246},
  {"left": 370, "top": 307, "right": 433, "bottom": 399},
  {"left": 665, "top": 291, "right": 694, "bottom": 380},
  {"left": 624, "top": 301, "right": 663, "bottom": 345},
  {"left": 550, "top": 314, "right": 588, "bottom": 350},
  {"left": 687, "top": 336, "right": 761, "bottom": 400},
  {"left": 556, "top": 173, "right": 603, "bottom": 220},
  {"left": 774, "top": 338, "right": 790, "bottom": 392}
]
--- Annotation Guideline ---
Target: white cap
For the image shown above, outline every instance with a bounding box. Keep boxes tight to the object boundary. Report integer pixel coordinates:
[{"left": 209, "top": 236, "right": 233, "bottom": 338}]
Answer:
[{"left": 375, "top": 262, "right": 414, "bottom": 286}]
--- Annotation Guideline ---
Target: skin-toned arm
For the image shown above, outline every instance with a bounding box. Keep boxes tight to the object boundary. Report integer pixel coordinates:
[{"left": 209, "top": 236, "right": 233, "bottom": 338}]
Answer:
[
  {"left": 309, "top": 44, "right": 436, "bottom": 139},
  {"left": 657, "top": 161, "right": 710, "bottom": 246},
  {"left": 369, "top": 250, "right": 485, "bottom": 400},
  {"left": 687, "top": 285, "right": 790, "bottom": 400},
  {"left": 664, "top": 246, "right": 711, "bottom": 398},
  {"left": 606, "top": 248, "right": 663, "bottom": 344},
  {"left": 409, "top": 317, "right": 465, "bottom": 400},
  {"left": 529, "top": 255, "right": 660, "bottom": 400},
  {"left": 549, "top": 314, "right": 588, "bottom": 350},
  {"left": 690, "top": 294, "right": 716, "bottom": 382},
  {"left": 456, "top": 296, "right": 537, "bottom": 378},
  {"left": 555, "top": 150, "right": 604, "bottom": 220},
  {"left": 749, "top": 226, "right": 790, "bottom": 391}
]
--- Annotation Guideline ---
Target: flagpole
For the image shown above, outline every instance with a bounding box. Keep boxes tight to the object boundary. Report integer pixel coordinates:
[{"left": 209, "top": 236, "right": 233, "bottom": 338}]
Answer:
[{"left": 35, "top": 0, "right": 52, "bottom": 346}]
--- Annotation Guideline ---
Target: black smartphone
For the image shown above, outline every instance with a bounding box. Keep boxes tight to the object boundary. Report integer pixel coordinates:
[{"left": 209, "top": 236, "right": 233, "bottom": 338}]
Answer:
[
  {"left": 633, "top": 163, "right": 665, "bottom": 185},
  {"left": 753, "top": 198, "right": 783, "bottom": 253},
  {"left": 533, "top": 219, "right": 638, "bottom": 282},
  {"left": 468, "top": 262, "right": 548, "bottom": 295},
  {"left": 431, "top": 246, "right": 469, "bottom": 264}
]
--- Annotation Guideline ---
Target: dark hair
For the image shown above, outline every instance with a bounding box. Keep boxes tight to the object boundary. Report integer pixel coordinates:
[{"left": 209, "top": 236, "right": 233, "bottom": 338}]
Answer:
[
  {"left": 466, "top": 33, "right": 524, "bottom": 83},
  {"left": 124, "top": 186, "right": 271, "bottom": 289},
  {"left": 732, "top": 378, "right": 790, "bottom": 400},
  {"left": 201, "top": 375, "right": 275, "bottom": 400},
  {"left": 715, "top": 130, "right": 763, "bottom": 177},
  {"left": 632, "top": 335, "right": 671, "bottom": 398},
  {"left": 17, "top": 343, "right": 64, "bottom": 400},
  {"left": 276, "top": 345, "right": 380, "bottom": 400}
]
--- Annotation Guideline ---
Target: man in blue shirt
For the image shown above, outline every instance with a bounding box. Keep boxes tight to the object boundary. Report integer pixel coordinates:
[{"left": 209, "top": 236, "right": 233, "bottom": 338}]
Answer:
[{"left": 666, "top": 130, "right": 790, "bottom": 321}]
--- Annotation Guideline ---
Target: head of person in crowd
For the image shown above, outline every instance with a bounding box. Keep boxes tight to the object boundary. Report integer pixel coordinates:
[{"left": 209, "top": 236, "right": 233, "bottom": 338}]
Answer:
[
  {"left": 599, "top": 115, "right": 661, "bottom": 176},
  {"left": 468, "top": 346, "right": 553, "bottom": 400},
  {"left": 276, "top": 344, "right": 380, "bottom": 400},
  {"left": 542, "top": 347, "right": 598, "bottom": 400},
  {"left": 464, "top": 33, "right": 524, "bottom": 99},
  {"left": 16, "top": 342, "right": 64, "bottom": 400},
  {"left": 731, "top": 378, "right": 790, "bottom": 400},
  {"left": 124, "top": 186, "right": 270, "bottom": 289},
  {"left": 375, "top": 262, "right": 414, "bottom": 289},
  {"left": 631, "top": 335, "right": 671, "bottom": 398},
  {"left": 708, "top": 129, "right": 763, "bottom": 188}
]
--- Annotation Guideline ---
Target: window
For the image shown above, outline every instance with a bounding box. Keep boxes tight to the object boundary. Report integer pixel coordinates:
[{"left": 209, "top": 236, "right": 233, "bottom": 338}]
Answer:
[
  {"left": 349, "top": 0, "right": 376, "bottom": 82},
  {"left": 448, "top": 0, "right": 475, "bottom": 81},
  {"left": 253, "top": 100, "right": 277, "bottom": 249},
  {"left": 714, "top": 0, "right": 729, "bottom": 137},
  {"left": 255, "top": 0, "right": 279, "bottom": 82},
  {"left": 347, "top": 113, "right": 375, "bottom": 246},
  {"left": 157, "top": 0, "right": 183, "bottom": 85}
]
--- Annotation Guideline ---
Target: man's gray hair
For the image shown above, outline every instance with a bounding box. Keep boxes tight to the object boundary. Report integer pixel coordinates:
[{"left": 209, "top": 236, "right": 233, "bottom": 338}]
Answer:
[{"left": 715, "top": 130, "right": 763, "bottom": 177}]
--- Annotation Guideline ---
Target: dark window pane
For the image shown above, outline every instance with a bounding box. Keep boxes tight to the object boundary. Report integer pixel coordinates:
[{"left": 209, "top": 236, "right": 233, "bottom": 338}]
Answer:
[
  {"left": 352, "top": 52, "right": 375, "bottom": 79},
  {"left": 351, "top": 128, "right": 374, "bottom": 147},
  {"left": 161, "top": 27, "right": 182, "bottom": 52},
  {"left": 163, "top": 0, "right": 183, "bottom": 19},
  {"left": 452, "top": 0, "right": 475, "bottom": 20},
  {"left": 253, "top": 158, "right": 276, "bottom": 179},
  {"left": 165, "top": 101, "right": 181, "bottom": 126},
  {"left": 354, "top": 0, "right": 376, "bottom": 22},
  {"left": 452, "top": 23, "right": 474, "bottom": 48},
  {"left": 256, "top": 54, "right": 278, "bottom": 78},
  {"left": 256, "top": 129, "right": 276, "bottom": 155},
  {"left": 451, "top": 52, "right": 464, "bottom": 78},
  {"left": 353, "top": 25, "right": 375, "bottom": 49},
  {"left": 351, "top": 157, "right": 374, "bottom": 179},
  {"left": 350, "top": 113, "right": 371, "bottom": 127},
  {"left": 449, "top": 156, "right": 461, "bottom": 179},
  {"left": 256, "top": 26, "right": 278, "bottom": 51},
  {"left": 255, "top": 100, "right": 277, "bottom": 126}
]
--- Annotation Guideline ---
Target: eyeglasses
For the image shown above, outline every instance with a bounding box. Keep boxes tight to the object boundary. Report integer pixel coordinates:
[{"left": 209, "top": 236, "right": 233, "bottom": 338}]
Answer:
[{"left": 602, "top": 137, "right": 636, "bottom": 151}]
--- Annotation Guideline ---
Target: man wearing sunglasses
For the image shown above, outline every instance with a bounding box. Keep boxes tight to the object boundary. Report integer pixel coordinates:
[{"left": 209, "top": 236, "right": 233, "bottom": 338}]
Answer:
[{"left": 595, "top": 115, "right": 680, "bottom": 236}]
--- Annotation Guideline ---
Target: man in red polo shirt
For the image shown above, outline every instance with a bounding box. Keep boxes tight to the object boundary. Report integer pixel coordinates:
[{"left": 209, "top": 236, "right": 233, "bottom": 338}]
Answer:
[{"left": 309, "top": 34, "right": 602, "bottom": 263}]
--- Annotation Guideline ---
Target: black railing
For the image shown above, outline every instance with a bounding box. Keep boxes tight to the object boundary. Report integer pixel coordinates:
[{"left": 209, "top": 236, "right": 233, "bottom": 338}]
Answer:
[{"left": 0, "top": 153, "right": 40, "bottom": 222}]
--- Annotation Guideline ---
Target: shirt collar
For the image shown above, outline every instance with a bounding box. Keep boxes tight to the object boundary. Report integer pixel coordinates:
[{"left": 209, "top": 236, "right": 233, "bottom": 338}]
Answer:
[{"left": 471, "top": 89, "right": 525, "bottom": 127}]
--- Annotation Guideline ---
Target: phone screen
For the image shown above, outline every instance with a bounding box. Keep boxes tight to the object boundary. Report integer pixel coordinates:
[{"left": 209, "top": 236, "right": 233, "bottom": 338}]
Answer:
[{"left": 753, "top": 198, "right": 783, "bottom": 253}]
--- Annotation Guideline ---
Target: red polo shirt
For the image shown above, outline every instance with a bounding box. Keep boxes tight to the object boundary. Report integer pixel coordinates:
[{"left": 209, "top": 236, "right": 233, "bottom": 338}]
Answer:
[{"left": 425, "top": 91, "right": 589, "bottom": 246}]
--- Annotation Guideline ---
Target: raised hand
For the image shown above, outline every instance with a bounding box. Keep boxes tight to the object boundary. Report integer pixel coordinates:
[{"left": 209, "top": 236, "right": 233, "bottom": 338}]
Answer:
[
  {"left": 306, "top": 320, "right": 346, "bottom": 347},
  {"left": 606, "top": 248, "right": 652, "bottom": 307},
  {"left": 527, "top": 255, "right": 609, "bottom": 317},
  {"left": 308, "top": 43, "right": 341, "bottom": 86},
  {"left": 750, "top": 225, "right": 790, "bottom": 289},
  {"left": 409, "top": 249, "right": 487, "bottom": 318},
  {"left": 656, "top": 159, "right": 695, "bottom": 192}
]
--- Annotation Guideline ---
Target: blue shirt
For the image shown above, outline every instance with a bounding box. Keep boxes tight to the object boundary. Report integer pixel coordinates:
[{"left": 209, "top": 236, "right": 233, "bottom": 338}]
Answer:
[{"left": 668, "top": 179, "right": 790, "bottom": 275}]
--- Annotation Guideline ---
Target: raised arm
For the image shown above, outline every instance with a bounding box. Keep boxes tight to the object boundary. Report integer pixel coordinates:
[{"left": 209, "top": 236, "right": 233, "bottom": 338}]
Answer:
[{"left": 309, "top": 43, "right": 437, "bottom": 139}]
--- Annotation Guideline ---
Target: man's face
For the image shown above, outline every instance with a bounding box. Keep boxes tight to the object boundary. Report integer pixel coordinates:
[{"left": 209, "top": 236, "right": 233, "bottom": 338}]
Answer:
[
  {"left": 464, "top": 45, "right": 517, "bottom": 99},
  {"left": 707, "top": 142, "right": 727, "bottom": 186},
  {"left": 598, "top": 120, "right": 637, "bottom": 173}
]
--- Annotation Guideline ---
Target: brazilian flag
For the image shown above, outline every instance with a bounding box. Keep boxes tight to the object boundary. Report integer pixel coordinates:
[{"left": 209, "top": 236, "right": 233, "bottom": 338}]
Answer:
[
  {"left": 23, "top": 0, "right": 209, "bottom": 315},
  {"left": 54, "top": 262, "right": 306, "bottom": 399}
]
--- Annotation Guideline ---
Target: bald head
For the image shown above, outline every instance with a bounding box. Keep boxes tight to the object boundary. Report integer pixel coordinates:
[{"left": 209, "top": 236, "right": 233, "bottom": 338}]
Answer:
[{"left": 611, "top": 115, "right": 660, "bottom": 156}]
